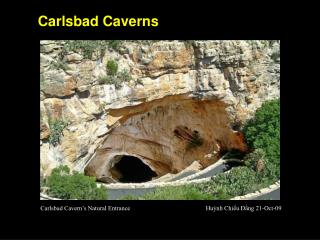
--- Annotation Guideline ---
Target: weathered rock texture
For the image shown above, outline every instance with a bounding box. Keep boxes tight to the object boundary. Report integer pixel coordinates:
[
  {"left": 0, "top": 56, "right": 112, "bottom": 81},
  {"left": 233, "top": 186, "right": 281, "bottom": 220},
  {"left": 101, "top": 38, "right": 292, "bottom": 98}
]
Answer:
[
  {"left": 40, "top": 40, "right": 280, "bottom": 182},
  {"left": 84, "top": 96, "right": 248, "bottom": 181}
]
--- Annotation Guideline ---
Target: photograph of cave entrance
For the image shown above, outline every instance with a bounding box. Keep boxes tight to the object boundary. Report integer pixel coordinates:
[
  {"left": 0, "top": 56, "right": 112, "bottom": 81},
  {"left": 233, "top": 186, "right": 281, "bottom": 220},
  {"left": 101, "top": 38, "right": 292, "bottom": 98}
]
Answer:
[{"left": 40, "top": 40, "right": 280, "bottom": 200}]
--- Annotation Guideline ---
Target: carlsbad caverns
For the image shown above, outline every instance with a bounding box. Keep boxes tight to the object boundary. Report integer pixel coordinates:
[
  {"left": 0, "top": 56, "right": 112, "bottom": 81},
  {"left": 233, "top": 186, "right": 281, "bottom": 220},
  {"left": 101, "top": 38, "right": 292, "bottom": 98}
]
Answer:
[{"left": 40, "top": 40, "right": 280, "bottom": 184}]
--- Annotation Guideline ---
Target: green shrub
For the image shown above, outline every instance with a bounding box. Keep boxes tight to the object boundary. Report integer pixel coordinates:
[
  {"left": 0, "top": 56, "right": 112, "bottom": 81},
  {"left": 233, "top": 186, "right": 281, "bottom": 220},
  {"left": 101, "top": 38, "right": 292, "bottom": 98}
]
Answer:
[
  {"left": 106, "top": 60, "right": 118, "bottom": 76},
  {"left": 46, "top": 165, "right": 107, "bottom": 200},
  {"left": 99, "top": 66, "right": 132, "bottom": 90},
  {"left": 243, "top": 148, "right": 266, "bottom": 172},
  {"left": 118, "top": 69, "right": 132, "bottom": 82},
  {"left": 243, "top": 99, "right": 280, "bottom": 180},
  {"left": 51, "top": 59, "right": 69, "bottom": 71},
  {"left": 48, "top": 119, "right": 68, "bottom": 146},
  {"left": 108, "top": 40, "right": 122, "bottom": 51},
  {"left": 98, "top": 75, "right": 122, "bottom": 89},
  {"left": 196, "top": 167, "right": 267, "bottom": 200},
  {"left": 271, "top": 51, "right": 280, "bottom": 62},
  {"left": 122, "top": 185, "right": 213, "bottom": 200},
  {"left": 98, "top": 75, "right": 112, "bottom": 85}
]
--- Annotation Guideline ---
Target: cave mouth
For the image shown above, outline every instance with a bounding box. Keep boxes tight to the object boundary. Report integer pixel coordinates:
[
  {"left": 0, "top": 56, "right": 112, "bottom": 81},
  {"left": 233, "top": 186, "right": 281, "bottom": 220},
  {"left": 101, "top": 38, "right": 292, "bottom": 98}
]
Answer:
[{"left": 110, "top": 155, "right": 158, "bottom": 183}]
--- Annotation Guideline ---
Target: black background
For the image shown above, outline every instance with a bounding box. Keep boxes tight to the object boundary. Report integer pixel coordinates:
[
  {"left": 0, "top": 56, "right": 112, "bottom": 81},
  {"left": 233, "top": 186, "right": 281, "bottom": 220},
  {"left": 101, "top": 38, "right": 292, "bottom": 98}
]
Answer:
[{"left": 1, "top": 0, "right": 318, "bottom": 239}]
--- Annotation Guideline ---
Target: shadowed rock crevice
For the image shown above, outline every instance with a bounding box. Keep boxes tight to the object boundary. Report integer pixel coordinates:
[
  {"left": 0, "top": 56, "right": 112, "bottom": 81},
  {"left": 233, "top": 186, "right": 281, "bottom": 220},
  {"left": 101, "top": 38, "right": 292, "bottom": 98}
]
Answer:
[{"left": 109, "top": 155, "right": 157, "bottom": 183}]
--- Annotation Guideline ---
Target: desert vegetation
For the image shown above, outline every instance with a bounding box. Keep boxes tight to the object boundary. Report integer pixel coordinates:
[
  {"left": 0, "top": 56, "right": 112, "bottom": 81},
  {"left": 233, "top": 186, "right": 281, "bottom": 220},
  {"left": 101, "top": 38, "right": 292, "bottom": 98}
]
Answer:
[{"left": 41, "top": 165, "right": 107, "bottom": 200}]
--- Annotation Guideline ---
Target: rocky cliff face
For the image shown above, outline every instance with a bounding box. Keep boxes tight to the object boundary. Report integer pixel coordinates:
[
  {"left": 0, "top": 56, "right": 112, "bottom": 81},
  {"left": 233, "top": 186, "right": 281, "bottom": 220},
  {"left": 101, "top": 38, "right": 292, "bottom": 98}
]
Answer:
[{"left": 40, "top": 40, "right": 280, "bottom": 182}]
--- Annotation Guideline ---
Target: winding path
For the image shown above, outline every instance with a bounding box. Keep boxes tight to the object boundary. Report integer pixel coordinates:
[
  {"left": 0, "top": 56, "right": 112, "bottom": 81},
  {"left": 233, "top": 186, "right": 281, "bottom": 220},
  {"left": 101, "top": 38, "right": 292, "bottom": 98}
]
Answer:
[
  {"left": 106, "top": 159, "right": 228, "bottom": 199},
  {"left": 40, "top": 155, "right": 280, "bottom": 200}
]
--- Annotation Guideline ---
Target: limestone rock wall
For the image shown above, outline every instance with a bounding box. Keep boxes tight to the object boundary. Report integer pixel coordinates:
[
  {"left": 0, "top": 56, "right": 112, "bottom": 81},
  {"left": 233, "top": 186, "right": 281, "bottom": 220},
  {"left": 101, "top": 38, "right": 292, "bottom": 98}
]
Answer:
[{"left": 40, "top": 40, "right": 280, "bottom": 179}]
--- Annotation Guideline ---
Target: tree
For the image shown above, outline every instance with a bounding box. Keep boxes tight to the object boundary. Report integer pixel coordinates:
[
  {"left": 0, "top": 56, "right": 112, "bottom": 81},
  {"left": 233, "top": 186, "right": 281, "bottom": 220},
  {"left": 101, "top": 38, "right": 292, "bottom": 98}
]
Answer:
[
  {"left": 46, "top": 165, "right": 107, "bottom": 200},
  {"left": 243, "top": 99, "right": 280, "bottom": 180}
]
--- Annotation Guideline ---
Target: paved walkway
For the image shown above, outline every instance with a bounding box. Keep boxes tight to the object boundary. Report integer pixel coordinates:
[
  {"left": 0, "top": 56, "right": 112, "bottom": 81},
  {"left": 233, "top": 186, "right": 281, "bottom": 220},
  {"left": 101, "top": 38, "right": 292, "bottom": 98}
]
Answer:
[{"left": 251, "top": 187, "right": 280, "bottom": 200}]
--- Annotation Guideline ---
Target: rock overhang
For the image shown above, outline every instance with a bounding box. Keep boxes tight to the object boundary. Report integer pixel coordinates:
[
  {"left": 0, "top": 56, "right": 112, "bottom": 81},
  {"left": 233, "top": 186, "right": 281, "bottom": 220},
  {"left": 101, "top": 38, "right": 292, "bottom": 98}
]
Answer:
[{"left": 84, "top": 94, "right": 248, "bottom": 183}]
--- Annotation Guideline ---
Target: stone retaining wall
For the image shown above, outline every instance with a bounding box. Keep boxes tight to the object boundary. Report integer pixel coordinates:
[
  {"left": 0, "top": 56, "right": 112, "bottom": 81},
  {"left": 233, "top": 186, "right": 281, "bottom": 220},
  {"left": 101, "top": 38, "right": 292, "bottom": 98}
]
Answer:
[
  {"left": 176, "top": 158, "right": 226, "bottom": 181},
  {"left": 100, "top": 176, "right": 213, "bottom": 189},
  {"left": 40, "top": 193, "right": 62, "bottom": 200},
  {"left": 231, "top": 181, "right": 280, "bottom": 200}
]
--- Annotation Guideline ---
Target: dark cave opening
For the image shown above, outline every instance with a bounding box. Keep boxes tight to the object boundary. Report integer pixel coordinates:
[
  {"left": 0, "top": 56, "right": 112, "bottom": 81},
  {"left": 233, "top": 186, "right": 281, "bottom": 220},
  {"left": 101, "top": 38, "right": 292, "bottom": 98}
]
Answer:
[{"left": 111, "top": 155, "right": 158, "bottom": 183}]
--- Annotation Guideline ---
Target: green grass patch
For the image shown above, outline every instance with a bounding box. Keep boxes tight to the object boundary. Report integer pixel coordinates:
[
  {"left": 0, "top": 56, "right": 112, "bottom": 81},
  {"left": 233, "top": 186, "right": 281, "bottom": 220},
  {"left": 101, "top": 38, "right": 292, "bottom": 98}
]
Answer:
[{"left": 121, "top": 185, "right": 213, "bottom": 200}]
